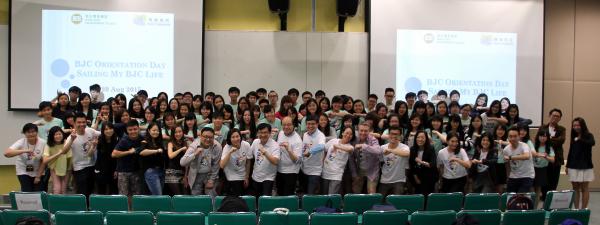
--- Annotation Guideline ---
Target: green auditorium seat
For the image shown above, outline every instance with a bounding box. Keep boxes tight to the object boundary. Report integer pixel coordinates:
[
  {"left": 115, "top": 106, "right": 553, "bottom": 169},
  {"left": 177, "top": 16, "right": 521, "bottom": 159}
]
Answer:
[
  {"left": 156, "top": 212, "right": 206, "bottom": 225},
  {"left": 172, "top": 195, "right": 212, "bottom": 214},
  {"left": 500, "top": 192, "right": 536, "bottom": 211},
  {"left": 214, "top": 196, "right": 256, "bottom": 212},
  {"left": 207, "top": 212, "right": 256, "bottom": 225},
  {"left": 410, "top": 210, "right": 456, "bottom": 225},
  {"left": 259, "top": 211, "right": 309, "bottom": 225},
  {"left": 1, "top": 210, "right": 51, "bottom": 225},
  {"left": 463, "top": 193, "right": 500, "bottom": 210},
  {"left": 310, "top": 212, "right": 357, "bottom": 225},
  {"left": 426, "top": 192, "right": 464, "bottom": 211},
  {"left": 106, "top": 211, "right": 154, "bottom": 225},
  {"left": 543, "top": 190, "right": 575, "bottom": 211},
  {"left": 503, "top": 209, "right": 546, "bottom": 225},
  {"left": 457, "top": 210, "right": 501, "bottom": 225},
  {"left": 548, "top": 209, "right": 590, "bottom": 225},
  {"left": 54, "top": 211, "right": 104, "bottom": 225},
  {"left": 258, "top": 196, "right": 299, "bottom": 212},
  {"left": 131, "top": 195, "right": 173, "bottom": 214},
  {"left": 9, "top": 191, "right": 48, "bottom": 210},
  {"left": 385, "top": 194, "right": 424, "bottom": 213},
  {"left": 342, "top": 194, "right": 383, "bottom": 214},
  {"left": 89, "top": 195, "right": 128, "bottom": 214},
  {"left": 48, "top": 194, "right": 87, "bottom": 213},
  {"left": 301, "top": 194, "right": 342, "bottom": 212},
  {"left": 362, "top": 210, "right": 409, "bottom": 225}
]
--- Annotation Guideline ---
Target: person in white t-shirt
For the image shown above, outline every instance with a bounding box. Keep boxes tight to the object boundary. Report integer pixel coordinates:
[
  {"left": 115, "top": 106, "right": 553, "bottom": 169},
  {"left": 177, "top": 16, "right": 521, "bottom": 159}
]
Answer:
[
  {"left": 437, "top": 132, "right": 472, "bottom": 193},
  {"left": 5, "top": 123, "right": 47, "bottom": 192},
  {"left": 503, "top": 127, "right": 535, "bottom": 193},
  {"left": 300, "top": 115, "right": 326, "bottom": 194},
  {"left": 276, "top": 117, "right": 303, "bottom": 196},
  {"left": 250, "top": 123, "right": 281, "bottom": 196},
  {"left": 321, "top": 126, "right": 355, "bottom": 194},
  {"left": 66, "top": 113, "right": 101, "bottom": 196},
  {"left": 379, "top": 126, "right": 410, "bottom": 196},
  {"left": 220, "top": 128, "right": 252, "bottom": 196}
]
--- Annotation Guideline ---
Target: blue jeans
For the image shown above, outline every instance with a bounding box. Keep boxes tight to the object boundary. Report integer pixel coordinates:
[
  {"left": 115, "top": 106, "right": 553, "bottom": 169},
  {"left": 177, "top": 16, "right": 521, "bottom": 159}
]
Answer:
[{"left": 144, "top": 168, "right": 165, "bottom": 195}]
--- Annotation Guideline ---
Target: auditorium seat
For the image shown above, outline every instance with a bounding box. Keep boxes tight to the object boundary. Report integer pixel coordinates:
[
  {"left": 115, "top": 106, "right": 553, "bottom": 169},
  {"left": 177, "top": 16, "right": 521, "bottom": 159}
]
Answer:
[
  {"left": 9, "top": 191, "right": 48, "bottom": 210},
  {"left": 1, "top": 209, "right": 51, "bottom": 225},
  {"left": 456, "top": 210, "right": 501, "bottom": 225},
  {"left": 259, "top": 211, "right": 309, "bottom": 225},
  {"left": 214, "top": 195, "right": 256, "bottom": 212},
  {"left": 156, "top": 212, "right": 205, "bottom": 225},
  {"left": 207, "top": 212, "right": 256, "bottom": 225},
  {"left": 89, "top": 195, "right": 128, "bottom": 214},
  {"left": 310, "top": 212, "right": 357, "bottom": 225},
  {"left": 48, "top": 194, "right": 87, "bottom": 213},
  {"left": 172, "top": 195, "right": 212, "bottom": 214},
  {"left": 362, "top": 210, "right": 409, "bottom": 225},
  {"left": 410, "top": 210, "right": 456, "bottom": 225},
  {"left": 548, "top": 209, "right": 590, "bottom": 225},
  {"left": 426, "top": 192, "right": 463, "bottom": 211},
  {"left": 463, "top": 193, "right": 500, "bottom": 210},
  {"left": 131, "top": 195, "right": 173, "bottom": 214},
  {"left": 503, "top": 209, "right": 546, "bottom": 225},
  {"left": 54, "top": 211, "right": 104, "bottom": 225},
  {"left": 543, "top": 190, "right": 575, "bottom": 211},
  {"left": 301, "top": 194, "right": 342, "bottom": 212},
  {"left": 258, "top": 196, "right": 299, "bottom": 212},
  {"left": 106, "top": 211, "right": 154, "bottom": 225},
  {"left": 500, "top": 192, "right": 536, "bottom": 211},
  {"left": 342, "top": 194, "right": 383, "bottom": 214},
  {"left": 385, "top": 194, "right": 424, "bottom": 213}
]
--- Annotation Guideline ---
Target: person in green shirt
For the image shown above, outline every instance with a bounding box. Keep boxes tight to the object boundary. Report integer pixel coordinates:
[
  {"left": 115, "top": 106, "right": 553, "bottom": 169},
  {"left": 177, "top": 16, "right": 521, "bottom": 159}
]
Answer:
[
  {"left": 34, "top": 101, "right": 64, "bottom": 140},
  {"left": 532, "top": 129, "right": 555, "bottom": 208},
  {"left": 259, "top": 105, "right": 281, "bottom": 140},
  {"left": 43, "top": 126, "right": 75, "bottom": 194}
]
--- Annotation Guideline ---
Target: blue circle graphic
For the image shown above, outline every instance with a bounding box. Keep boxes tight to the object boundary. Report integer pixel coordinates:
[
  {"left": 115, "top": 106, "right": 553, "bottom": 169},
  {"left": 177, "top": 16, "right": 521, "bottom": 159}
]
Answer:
[
  {"left": 51, "top": 59, "right": 69, "bottom": 77},
  {"left": 405, "top": 77, "right": 422, "bottom": 93},
  {"left": 70, "top": 74, "right": 75, "bottom": 79},
  {"left": 61, "top": 80, "right": 70, "bottom": 88}
]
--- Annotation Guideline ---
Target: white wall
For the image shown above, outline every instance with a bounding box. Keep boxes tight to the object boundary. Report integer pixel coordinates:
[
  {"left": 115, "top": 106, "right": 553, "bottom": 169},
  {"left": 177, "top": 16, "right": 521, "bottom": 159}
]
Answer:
[
  {"left": 204, "top": 31, "right": 368, "bottom": 100},
  {"left": 0, "top": 26, "right": 40, "bottom": 165}
]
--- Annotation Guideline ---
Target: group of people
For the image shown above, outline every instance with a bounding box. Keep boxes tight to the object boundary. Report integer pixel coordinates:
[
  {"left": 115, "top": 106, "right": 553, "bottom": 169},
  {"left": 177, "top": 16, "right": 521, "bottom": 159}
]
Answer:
[{"left": 4, "top": 85, "right": 595, "bottom": 209}]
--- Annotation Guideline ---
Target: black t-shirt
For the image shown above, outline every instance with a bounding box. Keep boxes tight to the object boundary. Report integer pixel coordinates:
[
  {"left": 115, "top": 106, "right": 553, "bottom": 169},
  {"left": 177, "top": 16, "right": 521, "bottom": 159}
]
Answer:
[
  {"left": 137, "top": 140, "right": 166, "bottom": 171},
  {"left": 114, "top": 135, "right": 141, "bottom": 172}
]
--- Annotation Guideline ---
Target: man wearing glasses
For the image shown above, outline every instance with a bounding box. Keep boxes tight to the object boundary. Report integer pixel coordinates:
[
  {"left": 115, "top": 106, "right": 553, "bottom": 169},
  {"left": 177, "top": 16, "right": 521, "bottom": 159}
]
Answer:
[
  {"left": 249, "top": 123, "right": 281, "bottom": 196},
  {"left": 181, "top": 127, "right": 223, "bottom": 195},
  {"left": 540, "top": 108, "right": 566, "bottom": 200}
]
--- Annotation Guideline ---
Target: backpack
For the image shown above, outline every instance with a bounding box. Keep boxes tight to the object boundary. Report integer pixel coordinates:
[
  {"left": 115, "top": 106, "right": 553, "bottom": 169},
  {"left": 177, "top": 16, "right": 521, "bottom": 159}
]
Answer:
[
  {"left": 506, "top": 194, "right": 534, "bottom": 210},
  {"left": 560, "top": 219, "right": 583, "bottom": 225},
  {"left": 452, "top": 213, "right": 480, "bottom": 225},
  {"left": 218, "top": 196, "right": 250, "bottom": 212},
  {"left": 313, "top": 199, "right": 341, "bottom": 213}
]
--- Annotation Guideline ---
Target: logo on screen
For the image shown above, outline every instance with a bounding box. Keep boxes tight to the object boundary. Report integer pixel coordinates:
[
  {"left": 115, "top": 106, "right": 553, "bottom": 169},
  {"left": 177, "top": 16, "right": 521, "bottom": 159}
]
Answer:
[
  {"left": 424, "top": 33, "right": 434, "bottom": 44},
  {"left": 71, "top": 14, "right": 82, "bottom": 25},
  {"left": 133, "top": 15, "right": 146, "bottom": 26}
]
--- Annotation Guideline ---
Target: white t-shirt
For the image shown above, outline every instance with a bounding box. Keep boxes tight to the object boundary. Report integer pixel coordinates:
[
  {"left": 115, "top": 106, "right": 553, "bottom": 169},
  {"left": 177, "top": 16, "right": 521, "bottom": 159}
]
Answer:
[
  {"left": 321, "top": 139, "right": 353, "bottom": 181},
  {"left": 221, "top": 141, "right": 252, "bottom": 181},
  {"left": 437, "top": 147, "right": 470, "bottom": 179},
  {"left": 250, "top": 138, "right": 281, "bottom": 182},
  {"left": 66, "top": 128, "right": 101, "bottom": 171},
  {"left": 380, "top": 143, "right": 410, "bottom": 183},
  {"left": 503, "top": 142, "right": 535, "bottom": 179},
  {"left": 9, "top": 138, "right": 46, "bottom": 177},
  {"left": 301, "top": 130, "right": 326, "bottom": 176},
  {"left": 276, "top": 130, "right": 303, "bottom": 174}
]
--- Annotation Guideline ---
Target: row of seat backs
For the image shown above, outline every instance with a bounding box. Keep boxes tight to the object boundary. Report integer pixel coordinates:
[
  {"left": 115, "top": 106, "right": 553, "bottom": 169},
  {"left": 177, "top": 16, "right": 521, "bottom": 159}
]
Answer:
[
  {"left": 9, "top": 190, "right": 576, "bottom": 215},
  {"left": 0, "top": 209, "right": 591, "bottom": 225}
]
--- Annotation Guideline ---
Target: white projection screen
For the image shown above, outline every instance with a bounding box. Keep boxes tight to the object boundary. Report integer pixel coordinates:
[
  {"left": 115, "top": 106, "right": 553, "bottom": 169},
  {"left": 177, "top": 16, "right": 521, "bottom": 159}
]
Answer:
[
  {"left": 370, "top": 0, "right": 544, "bottom": 125},
  {"left": 10, "top": 0, "right": 204, "bottom": 110}
]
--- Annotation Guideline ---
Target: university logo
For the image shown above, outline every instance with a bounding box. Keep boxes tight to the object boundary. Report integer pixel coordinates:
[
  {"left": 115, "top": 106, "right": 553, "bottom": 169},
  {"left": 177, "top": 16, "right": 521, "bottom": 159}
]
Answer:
[
  {"left": 71, "top": 14, "right": 82, "bottom": 25},
  {"left": 423, "top": 33, "right": 434, "bottom": 44}
]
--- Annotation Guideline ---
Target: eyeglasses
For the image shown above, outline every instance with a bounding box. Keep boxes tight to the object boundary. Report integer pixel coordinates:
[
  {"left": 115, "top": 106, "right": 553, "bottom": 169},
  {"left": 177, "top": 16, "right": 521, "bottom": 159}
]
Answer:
[{"left": 202, "top": 135, "right": 214, "bottom": 139}]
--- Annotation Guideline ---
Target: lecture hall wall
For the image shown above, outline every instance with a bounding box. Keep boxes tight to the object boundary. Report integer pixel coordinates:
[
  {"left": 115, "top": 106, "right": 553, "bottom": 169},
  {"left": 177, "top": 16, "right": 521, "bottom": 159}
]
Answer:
[{"left": 0, "top": 0, "right": 599, "bottom": 193}]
